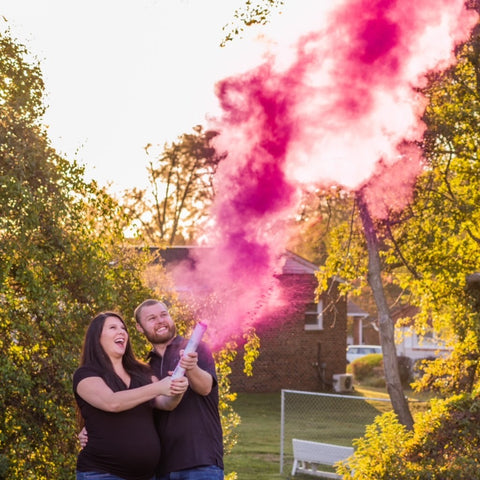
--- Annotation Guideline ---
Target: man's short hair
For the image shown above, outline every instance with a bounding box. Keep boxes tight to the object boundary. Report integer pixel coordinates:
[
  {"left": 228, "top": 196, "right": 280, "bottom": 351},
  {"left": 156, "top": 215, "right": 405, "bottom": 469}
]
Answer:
[{"left": 134, "top": 299, "right": 168, "bottom": 323}]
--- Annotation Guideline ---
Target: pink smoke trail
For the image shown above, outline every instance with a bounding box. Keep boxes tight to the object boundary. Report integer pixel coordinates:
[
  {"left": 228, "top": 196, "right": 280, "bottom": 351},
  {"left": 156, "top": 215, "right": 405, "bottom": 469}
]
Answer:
[{"left": 174, "top": 0, "right": 477, "bottom": 345}]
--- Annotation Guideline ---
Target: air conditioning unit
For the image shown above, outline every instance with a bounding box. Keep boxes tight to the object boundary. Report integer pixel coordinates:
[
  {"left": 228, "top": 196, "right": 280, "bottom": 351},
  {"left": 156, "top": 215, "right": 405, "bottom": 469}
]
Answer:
[{"left": 332, "top": 373, "right": 353, "bottom": 393}]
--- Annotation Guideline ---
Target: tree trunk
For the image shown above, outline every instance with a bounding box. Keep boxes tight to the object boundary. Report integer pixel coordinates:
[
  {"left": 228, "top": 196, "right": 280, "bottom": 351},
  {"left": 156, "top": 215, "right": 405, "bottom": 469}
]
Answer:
[{"left": 356, "top": 191, "right": 414, "bottom": 430}]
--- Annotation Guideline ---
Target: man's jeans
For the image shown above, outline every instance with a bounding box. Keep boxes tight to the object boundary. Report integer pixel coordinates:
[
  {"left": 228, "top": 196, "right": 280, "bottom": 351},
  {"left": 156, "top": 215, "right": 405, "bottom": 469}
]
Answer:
[{"left": 157, "top": 465, "right": 224, "bottom": 480}]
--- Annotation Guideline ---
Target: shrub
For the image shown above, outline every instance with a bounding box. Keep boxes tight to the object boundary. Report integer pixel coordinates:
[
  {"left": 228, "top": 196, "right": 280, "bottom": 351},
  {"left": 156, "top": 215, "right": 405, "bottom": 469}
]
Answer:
[
  {"left": 336, "top": 411, "right": 411, "bottom": 479},
  {"left": 336, "top": 393, "right": 480, "bottom": 479},
  {"left": 348, "top": 353, "right": 383, "bottom": 381},
  {"left": 405, "top": 393, "right": 480, "bottom": 479}
]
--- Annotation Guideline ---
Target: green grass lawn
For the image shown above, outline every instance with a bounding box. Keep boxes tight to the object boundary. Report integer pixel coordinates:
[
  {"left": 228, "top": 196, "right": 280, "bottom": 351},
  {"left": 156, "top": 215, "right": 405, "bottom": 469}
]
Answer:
[
  {"left": 223, "top": 387, "right": 431, "bottom": 479},
  {"left": 223, "top": 392, "right": 360, "bottom": 479},
  {"left": 224, "top": 393, "right": 285, "bottom": 479}
]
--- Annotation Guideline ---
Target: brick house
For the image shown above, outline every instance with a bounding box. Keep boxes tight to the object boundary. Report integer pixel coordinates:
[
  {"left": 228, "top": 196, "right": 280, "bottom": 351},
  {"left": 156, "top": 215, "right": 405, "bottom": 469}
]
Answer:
[{"left": 155, "top": 247, "right": 348, "bottom": 393}]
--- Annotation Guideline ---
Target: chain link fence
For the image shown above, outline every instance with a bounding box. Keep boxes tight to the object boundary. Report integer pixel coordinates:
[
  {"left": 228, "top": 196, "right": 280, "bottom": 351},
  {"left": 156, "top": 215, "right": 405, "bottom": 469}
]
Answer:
[{"left": 280, "top": 389, "right": 393, "bottom": 475}]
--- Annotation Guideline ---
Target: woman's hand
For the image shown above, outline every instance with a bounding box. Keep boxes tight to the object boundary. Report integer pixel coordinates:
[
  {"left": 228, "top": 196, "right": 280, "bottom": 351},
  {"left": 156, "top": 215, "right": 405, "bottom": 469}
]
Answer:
[
  {"left": 171, "top": 375, "right": 188, "bottom": 395},
  {"left": 152, "top": 375, "right": 189, "bottom": 410},
  {"left": 152, "top": 375, "right": 188, "bottom": 396},
  {"left": 78, "top": 427, "right": 88, "bottom": 448}
]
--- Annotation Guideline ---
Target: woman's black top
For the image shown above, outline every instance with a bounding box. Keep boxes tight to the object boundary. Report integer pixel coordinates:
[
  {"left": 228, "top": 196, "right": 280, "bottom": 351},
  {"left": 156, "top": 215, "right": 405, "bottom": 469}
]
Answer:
[{"left": 73, "top": 365, "right": 160, "bottom": 480}]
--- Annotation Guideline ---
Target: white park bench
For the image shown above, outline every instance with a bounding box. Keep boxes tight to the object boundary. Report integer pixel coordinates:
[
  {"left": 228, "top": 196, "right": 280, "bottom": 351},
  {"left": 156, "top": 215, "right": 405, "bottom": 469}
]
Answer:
[{"left": 291, "top": 438, "right": 354, "bottom": 478}]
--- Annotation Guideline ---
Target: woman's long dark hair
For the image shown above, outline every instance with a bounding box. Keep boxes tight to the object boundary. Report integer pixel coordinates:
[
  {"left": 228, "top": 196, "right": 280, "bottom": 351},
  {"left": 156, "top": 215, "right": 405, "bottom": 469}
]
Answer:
[{"left": 80, "top": 311, "right": 152, "bottom": 391}]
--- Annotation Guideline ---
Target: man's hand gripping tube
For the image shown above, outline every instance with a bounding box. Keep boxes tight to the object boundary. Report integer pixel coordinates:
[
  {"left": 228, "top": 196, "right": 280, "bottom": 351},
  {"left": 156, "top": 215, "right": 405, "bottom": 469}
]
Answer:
[{"left": 171, "top": 322, "right": 207, "bottom": 379}]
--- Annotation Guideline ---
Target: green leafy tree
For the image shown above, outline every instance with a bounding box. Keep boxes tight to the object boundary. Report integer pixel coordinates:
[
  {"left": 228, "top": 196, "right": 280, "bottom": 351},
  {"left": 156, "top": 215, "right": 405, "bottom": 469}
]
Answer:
[
  {"left": 315, "top": 16, "right": 480, "bottom": 423},
  {"left": 316, "top": 20, "right": 480, "bottom": 407},
  {"left": 0, "top": 27, "right": 151, "bottom": 479},
  {"left": 122, "top": 126, "right": 225, "bottom": 246}
]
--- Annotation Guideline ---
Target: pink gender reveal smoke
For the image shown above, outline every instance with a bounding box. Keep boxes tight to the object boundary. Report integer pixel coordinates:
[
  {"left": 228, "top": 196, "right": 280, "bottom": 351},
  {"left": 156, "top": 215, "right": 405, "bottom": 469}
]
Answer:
[{"left": 173, "top": 0, "right": 477, "bottom": 346}]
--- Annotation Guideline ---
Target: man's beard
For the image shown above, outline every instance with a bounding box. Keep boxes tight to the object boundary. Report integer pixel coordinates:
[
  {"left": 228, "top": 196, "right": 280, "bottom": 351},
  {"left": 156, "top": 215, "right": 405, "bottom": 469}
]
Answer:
[{"left": 145, "top": 324, "right": 176, "bottom": 345}]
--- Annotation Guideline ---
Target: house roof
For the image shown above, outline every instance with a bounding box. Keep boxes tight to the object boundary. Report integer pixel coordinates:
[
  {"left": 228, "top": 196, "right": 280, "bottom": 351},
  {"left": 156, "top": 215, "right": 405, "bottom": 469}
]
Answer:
[
  {"left": 150, "top": 245, "right": 205, "bottom": 269},
  {"left": 149, "top": 246, "right": 320, "bottom": 275},
  {"left": 347, "top": 300, "right": 369, "bottom": 318},
  {"left": 280, "top": 251, "right": 318, "bottom": 275},
  {"left": 148, "top": 246, "right": 368, "bottom": 317}
]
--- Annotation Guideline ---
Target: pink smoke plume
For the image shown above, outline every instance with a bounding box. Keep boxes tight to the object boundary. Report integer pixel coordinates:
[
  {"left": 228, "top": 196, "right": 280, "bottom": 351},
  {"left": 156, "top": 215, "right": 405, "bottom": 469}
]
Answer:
[{"left": 173, "top": 0, "right": 477, "bottom": 345}]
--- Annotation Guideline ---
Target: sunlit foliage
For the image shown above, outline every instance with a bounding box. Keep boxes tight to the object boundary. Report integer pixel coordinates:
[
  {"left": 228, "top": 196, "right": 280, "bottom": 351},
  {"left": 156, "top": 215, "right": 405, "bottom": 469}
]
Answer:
[
  {"left": 0, "top": 27, "right": 152, "bottom": 478},
  {"left": 337, "top": 393, "right": 480, "bottom": 479}
]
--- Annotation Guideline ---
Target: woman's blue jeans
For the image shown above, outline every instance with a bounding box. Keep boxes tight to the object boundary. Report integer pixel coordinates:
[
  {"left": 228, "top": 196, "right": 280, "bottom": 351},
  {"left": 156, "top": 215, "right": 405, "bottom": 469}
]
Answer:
[
  {"left": 156, "top": 465, "right": 224, "bottom": 480},
  {"left": 77, "top": 472, "right": 155, "bottom": 480}
]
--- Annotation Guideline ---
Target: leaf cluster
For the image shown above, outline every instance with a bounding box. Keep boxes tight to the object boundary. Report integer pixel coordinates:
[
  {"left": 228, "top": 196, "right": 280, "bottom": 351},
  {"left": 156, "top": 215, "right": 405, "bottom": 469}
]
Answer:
[
  {"left": 337, "top": 393, "right": 480, "bottom": 479},
  {"left": 220, "top": 0, "right": 285, "bottom": 47}
]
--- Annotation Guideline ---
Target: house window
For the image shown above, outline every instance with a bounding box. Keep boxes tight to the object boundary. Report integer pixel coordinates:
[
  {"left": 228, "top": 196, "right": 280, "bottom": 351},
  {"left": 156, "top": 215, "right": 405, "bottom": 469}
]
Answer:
[
  {"left": 304, "top": 301, "right": 323, "bottom": 330},
  {"left": 413, "top": 329, "right": 443, "bottom": 349}
]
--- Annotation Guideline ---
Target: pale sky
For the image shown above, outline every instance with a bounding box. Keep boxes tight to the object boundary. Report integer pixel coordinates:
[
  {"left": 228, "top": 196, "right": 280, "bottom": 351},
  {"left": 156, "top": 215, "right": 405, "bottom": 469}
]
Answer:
[{"left": 2, "top": 0, "right": 336, "bottom": 193}]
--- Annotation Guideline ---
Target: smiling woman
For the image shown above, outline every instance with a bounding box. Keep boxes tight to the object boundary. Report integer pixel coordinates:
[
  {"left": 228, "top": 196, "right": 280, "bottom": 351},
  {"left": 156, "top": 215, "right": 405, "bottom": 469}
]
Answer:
[{"left": 73, "top": 311, "right": 188, "bottom": 480}]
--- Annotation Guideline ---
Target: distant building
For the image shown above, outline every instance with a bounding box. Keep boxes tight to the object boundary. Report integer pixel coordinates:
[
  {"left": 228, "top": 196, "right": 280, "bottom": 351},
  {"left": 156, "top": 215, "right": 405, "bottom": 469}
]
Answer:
[
  {"left": 349, "top": 301, "right": 452, "bottom": 362},
  {"left": 392, "top": 305, "right": 451, "bottom": 361}
]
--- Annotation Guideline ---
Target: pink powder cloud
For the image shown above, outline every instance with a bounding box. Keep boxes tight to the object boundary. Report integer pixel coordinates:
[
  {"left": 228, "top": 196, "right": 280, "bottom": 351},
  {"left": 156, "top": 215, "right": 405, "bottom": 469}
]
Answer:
[{"left": 174, "top": 0, "right": 478, "bottom": 345}]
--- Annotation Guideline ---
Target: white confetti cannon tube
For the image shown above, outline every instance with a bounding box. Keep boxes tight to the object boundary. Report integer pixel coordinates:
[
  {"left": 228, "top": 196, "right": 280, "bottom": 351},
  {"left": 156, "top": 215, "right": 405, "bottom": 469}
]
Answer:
[{"left": 171, "top": 321, "right": 207, "bottom": 379}]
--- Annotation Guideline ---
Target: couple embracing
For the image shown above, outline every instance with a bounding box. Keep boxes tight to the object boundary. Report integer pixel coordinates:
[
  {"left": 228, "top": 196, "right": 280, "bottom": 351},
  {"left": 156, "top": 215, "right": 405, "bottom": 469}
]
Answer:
[{"left": 73, "top": 299, "right": 224, "bottom": 480}]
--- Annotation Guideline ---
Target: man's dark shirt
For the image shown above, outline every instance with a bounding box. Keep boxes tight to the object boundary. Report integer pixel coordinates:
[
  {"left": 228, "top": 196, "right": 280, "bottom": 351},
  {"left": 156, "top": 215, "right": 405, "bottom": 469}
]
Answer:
[{"left": 149, "top": 335, "right": 224, "bottom": 475}]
